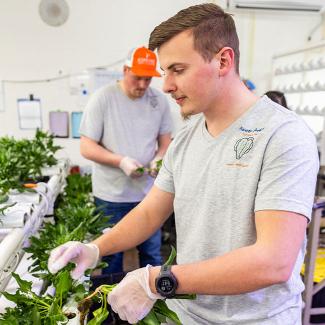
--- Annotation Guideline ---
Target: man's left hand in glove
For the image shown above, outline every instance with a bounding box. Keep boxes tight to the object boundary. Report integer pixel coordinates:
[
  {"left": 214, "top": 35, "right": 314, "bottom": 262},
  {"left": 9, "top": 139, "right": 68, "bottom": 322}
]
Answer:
[{"left": 107, "top": 265, "right": 162, "bottom": 324}]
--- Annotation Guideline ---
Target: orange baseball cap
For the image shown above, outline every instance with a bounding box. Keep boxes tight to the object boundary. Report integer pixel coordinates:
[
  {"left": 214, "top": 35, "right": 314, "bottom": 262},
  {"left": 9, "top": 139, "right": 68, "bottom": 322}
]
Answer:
[{"left": 125, "top": 47, "right": 161, "bottom": 77}]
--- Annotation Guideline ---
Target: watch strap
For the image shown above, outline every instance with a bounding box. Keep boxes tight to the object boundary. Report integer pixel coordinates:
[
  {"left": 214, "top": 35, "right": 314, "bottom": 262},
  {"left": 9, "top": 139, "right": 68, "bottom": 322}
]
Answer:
[{"left": 161, "top": 264, "right": 171, "bottom": 274}]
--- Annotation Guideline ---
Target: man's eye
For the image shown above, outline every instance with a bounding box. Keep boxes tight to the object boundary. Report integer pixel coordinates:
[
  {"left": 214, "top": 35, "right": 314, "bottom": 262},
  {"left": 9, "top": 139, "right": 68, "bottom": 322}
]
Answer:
[{"left": 174, "top": 68, "right": 184, "bottom": 74}]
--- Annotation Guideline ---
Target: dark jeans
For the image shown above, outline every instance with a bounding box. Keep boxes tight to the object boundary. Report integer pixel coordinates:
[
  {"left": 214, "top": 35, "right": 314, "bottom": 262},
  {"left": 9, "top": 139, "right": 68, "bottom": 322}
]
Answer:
[{"left": 94, "top": 197, "right": 162, "bottom": 274}]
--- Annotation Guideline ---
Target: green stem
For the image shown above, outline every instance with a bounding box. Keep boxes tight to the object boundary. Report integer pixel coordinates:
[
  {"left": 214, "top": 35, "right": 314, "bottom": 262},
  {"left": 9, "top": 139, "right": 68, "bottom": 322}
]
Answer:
[{"left": 34, "top": 299, "right": 51, "bottom": 308}]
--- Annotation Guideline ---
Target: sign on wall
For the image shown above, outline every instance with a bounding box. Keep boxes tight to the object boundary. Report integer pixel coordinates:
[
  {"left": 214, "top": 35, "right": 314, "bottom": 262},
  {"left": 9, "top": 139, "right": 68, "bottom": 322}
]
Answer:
[
  {"left": 71, "top": 111, "right": 82, "bottom": 138},
  {"left": 17, "top": 98, "right": 42, "bottom": 129},
  {"left": 49, "top": 111, "right": 69, "bottom": 137}
]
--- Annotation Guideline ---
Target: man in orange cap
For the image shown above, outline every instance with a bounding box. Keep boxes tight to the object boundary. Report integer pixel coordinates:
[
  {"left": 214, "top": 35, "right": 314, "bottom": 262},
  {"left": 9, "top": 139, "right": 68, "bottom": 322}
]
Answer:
[{"left": 76, "top": 46, "right": 172, "bottom": 274}]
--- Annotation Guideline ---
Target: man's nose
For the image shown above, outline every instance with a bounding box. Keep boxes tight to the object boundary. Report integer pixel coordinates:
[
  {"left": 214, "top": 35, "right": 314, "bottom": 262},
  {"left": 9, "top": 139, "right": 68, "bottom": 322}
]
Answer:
[
  {"left": 163, "top": 75, "right": 176, "bottom": 94},
  {"left": 138, "top": 79, "right": 150, "bottom": 89}
]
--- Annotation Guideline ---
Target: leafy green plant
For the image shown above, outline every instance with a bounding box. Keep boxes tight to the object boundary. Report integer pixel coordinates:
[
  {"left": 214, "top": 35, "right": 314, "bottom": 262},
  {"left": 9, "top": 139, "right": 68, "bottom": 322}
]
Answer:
[
  {"left": 0, "top": 130, "right": 61, "bottom": 195},
  {"left": 24, "top": 173, "right": 110, "bottom": 297},
  {"left": 0, "top": 165, "right": 108, "bottom": 324},
  {"left": 25, "top": 211, "right": 109, "bottom": 282},
  {"left": 78, "top": 247, "right": 196, "bottom": 325},
  {"left": 63, "top": 173, "right": 92, "bottom": 199},
  {"left": 0, "top": 271, "right": 77, "bottom": 324},
  {"left": 0, "top": 194, "right": 9, "bottom": 204},
  {"left": 136, "top": 159, "right": 163, "bottom": 176}
]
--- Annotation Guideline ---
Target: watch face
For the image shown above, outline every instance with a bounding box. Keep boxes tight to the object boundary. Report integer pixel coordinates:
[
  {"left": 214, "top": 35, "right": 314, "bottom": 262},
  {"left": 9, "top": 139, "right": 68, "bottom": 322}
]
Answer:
[{"left": 157, "top": 276, "right": 174, "bottom": 294}]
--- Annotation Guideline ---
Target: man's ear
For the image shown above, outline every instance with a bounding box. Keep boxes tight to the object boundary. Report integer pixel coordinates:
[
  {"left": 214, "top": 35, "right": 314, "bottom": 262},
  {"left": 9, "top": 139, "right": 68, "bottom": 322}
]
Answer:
[{"left": 217, "top": 47, "right": 235, "bottom": 77}]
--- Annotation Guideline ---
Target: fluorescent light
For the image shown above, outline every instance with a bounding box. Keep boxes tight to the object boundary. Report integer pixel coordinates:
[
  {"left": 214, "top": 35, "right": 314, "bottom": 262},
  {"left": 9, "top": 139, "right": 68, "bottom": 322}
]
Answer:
[{"left": 233, "top": 0, "right": 324, "bottom": 11}]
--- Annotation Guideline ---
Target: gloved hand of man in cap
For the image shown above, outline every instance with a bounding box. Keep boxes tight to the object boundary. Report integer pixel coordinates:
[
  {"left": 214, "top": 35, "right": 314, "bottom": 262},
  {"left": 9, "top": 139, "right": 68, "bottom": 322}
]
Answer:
[
  {"left": 48, "top": 241, "right": 99, "bottom": 280},
  {"left": 149, "top": 156, "right": 163, "bottom": 178},
  {"left": 108, "top": 265, "right": 163, "bottom": 324},
  {"left": 119, "top": 156, "right": 143, "bottom": 178}
]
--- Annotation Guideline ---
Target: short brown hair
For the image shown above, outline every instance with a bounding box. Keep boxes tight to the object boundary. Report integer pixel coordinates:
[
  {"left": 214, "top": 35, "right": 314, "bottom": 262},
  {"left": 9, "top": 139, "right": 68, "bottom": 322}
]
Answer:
[
  {"left": 265, "top": 91, "right": 288, "bottom": 109},
  {"left": 149, "top": 3, "right": 240, "bottom": 73}
]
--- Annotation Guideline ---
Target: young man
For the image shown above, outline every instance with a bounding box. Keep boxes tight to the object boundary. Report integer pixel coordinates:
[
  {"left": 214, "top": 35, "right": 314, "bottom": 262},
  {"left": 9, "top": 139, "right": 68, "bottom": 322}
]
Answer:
[
  {"left": 78, "top": 46, "right": 172, "bottom": 274},
  {"left": 48, "top": 4, "right": 318, "bottom": 324}
]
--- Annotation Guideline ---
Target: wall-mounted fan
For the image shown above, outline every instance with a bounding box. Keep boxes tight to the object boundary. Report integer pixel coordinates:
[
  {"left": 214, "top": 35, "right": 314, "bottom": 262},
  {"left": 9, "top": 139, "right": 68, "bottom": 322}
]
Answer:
[{"left": 39, "top": 0, "right": 69, "bottom": 27}]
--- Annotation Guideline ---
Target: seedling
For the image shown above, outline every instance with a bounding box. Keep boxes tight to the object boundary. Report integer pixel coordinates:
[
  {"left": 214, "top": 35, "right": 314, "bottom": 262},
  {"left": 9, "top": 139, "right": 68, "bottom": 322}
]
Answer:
[
  {"left": 78, "top": 246, "right": 196, "bottom": 324},
  {"left": 136, "top": 159, "right": 163, "bottom": 176}
]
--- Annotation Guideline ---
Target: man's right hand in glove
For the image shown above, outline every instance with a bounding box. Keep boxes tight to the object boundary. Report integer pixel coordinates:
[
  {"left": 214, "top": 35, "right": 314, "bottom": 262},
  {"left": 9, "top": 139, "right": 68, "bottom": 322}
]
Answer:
[
  {"left": 119, "top": 156, "right": 143, "bottom": 178},
  {"left": 47, "top": 241, "right": 99, "bottom": 280}
]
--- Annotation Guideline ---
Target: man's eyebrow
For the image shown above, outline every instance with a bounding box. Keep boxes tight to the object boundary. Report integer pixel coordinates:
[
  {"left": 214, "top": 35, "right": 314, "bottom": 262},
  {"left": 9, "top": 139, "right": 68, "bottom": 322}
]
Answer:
[{"left": 160, "top": 63, "right": 185, "bottom": 72}]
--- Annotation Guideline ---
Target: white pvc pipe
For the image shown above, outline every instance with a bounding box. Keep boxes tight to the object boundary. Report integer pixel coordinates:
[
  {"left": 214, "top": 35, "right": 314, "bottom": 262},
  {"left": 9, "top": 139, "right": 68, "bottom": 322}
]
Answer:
[
  {"left": 0, "top": 161, "right": 68, "bottom": 288},
  {"left": 0, "top": 202, "right": 34, "bottom": 229},
  {"left": 9, "top": 192, "right": 41, "bottom": 205},
  {"left": 0, "top": 213, "right": 28, "bottom": 228},
  {"left": 0, "top": 229, "right": 24, "bottom": 270},
  {"left": 273, "top": 40, "right": 325, "bottom": 59},
  {"left": 47, "top": 174, "right": 61, "bottom": 196}
]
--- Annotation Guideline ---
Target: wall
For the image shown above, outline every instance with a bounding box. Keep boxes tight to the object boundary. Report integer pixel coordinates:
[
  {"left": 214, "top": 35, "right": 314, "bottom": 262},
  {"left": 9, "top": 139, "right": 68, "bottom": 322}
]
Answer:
[{"left": 0, "top": 0, "right": 323, "bottom": 165}]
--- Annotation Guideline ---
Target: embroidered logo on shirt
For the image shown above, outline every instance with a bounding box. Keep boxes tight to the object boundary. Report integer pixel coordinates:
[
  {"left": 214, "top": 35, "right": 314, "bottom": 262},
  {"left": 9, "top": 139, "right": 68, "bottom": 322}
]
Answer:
[
  {"left": 239, "top": 126, "right": 264, "bottom": 136},
  {"left": 234, "top": 137, "right": 254, "bottom": 159},
  {"left": 150, "top": 96, "right": 158, "bottom": 108}
]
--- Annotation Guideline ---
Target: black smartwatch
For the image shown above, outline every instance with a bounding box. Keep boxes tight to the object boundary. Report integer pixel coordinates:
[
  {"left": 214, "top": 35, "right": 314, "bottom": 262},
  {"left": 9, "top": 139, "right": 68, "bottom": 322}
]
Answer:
[{"left": 155, "top": 265, "right": 178, "bottom": 298}]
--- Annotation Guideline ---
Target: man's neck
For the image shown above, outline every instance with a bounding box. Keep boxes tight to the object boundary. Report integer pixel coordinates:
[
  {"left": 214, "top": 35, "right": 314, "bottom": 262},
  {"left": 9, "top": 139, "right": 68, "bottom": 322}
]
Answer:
[
  {"left": 118, "top": 80, "right": 141, "bottom": 100},
  {"left": 204, "top": 79, "right": 259, "bottom": 138},
  {"left": 118, "top": 80, "right": 129, "bottom": 97}
]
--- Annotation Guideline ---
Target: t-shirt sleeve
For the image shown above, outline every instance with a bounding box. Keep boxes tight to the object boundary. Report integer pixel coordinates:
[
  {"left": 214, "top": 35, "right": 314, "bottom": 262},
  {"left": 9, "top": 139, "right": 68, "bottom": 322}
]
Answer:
[
  {"left": 255, "top": 121, "right": 319, "bottom": 220},
  {"left": 158, "top": 96, "right": 173, "bottom": 135},
  {"left": 79, "top": 89, "right": 105, "bottom": 142},
  {"left": 154, "top": 141, "right": 175, "bottom": 194}
]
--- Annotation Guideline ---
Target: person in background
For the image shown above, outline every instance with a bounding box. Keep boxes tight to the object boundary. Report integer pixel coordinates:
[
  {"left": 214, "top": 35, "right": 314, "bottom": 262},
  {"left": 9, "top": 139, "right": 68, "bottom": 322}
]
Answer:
[
  {"left": 265, "top": 90, "right": 289, "bottom": 108},
  {"left": 77, "top": 46, "right": 172, "bottom": 274},
  {"left": 243, "top": 78, "right": 256, "bottom": 92},
  {"left": 48, "top": 4, "right": 318, "bottom": 324}
]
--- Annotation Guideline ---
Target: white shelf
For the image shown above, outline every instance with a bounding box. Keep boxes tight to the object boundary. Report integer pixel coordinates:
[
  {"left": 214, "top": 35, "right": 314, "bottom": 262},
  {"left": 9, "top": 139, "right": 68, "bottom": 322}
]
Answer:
[
  {"left": 274, "top": 58, "right": 325, "bottom": 75},
  {"left": 271, "top": 41, "right": 325, "bottom": 165},
  {"left": 276, "top": 81, "right": 325, "bottom": 94}
]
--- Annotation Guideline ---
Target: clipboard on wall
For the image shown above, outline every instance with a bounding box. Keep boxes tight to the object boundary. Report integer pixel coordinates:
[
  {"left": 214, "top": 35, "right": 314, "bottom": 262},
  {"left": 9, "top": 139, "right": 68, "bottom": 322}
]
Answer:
[
  {"left": 49, "top": 111, "right": 69, "bottom": 138},
  {"left": 17, "top": 98, "right": 42, "bottom": 129},
  {"left": 71, "top": 111, "right": 83, "bottom": 138}
]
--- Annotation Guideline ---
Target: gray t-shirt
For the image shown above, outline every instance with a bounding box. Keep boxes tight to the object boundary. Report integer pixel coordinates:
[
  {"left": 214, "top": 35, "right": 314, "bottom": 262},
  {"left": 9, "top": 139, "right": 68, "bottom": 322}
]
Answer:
[
  {"left": 155, "top": 96, "right": 319, "bottom": 324},
  {"left": 80, "top": 83, "right": 172, "bottom": 202}
]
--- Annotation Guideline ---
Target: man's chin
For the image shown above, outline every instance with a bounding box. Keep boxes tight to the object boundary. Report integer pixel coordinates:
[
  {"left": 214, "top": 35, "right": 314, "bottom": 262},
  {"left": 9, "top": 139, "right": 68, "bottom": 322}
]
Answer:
[
  {"left": 181, "top": 108, "right": 195, "bottom": 120},
  {"left": 133, "top": 91, "right": 145, "bottom": 98}
]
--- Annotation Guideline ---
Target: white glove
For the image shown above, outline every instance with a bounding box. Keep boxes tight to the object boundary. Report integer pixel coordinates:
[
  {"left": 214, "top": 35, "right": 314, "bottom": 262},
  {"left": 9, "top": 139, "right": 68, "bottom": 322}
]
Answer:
[
  {"left": 48, "top": 241, "right": 99, "bottom": 280},
  {"left": 149, "top": 156, "right": 163, "bottom": 178},
  {"left": 119, "top": 156, "right": 143, "bottom": 178},
  {"left": 108, "top": 265, "right": 163, "bottom": 324}
]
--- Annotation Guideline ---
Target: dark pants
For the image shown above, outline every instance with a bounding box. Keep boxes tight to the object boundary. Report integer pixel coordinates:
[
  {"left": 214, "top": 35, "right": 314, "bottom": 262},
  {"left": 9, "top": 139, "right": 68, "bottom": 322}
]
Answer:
[{"left": 94, "top": 197, "right": 162, "bottom": 274}]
